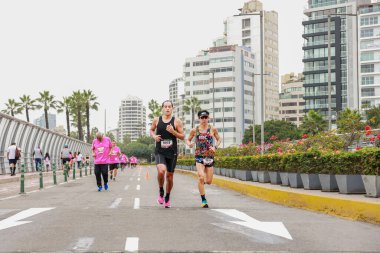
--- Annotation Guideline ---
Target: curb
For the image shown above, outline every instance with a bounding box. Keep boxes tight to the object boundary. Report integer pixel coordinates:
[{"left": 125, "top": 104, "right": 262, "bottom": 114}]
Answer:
[{"left": 177, "top": 169, "right": 380, "bottom": 225}]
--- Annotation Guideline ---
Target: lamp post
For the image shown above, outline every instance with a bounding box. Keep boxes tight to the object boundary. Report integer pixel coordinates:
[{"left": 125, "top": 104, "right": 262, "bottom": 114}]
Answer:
[{"left": 326, "top": 12, "right": 358, "bottom": 130}]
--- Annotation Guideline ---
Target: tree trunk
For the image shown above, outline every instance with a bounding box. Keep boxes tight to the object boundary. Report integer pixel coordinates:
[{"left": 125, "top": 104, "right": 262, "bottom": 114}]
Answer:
[
  {"left": 26, "top": 106, "right": 30, "bottom": 122},
  {"left": 191, "top": 108, "right": 194, "bottom": 129},
  {"left": 86, "top": 103, "right": 90, "bottom": 143},
  {"left": 44, "top": 109, "right": 49, "bottom": 129},
  {"left": 78, "top": 108, "right": 83, "bottom": 141},
  {"left": 11, "top": 110, "right": 14, "bottom": 117},
  {"left": 66, "top": 108, "right": 71, "bottom": 137}
]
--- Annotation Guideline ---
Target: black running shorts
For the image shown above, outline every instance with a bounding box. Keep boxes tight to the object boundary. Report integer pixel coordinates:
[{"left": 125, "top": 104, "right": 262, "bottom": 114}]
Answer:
[{"left": 155, "top": 153, "right": 177, "bottom": 173}]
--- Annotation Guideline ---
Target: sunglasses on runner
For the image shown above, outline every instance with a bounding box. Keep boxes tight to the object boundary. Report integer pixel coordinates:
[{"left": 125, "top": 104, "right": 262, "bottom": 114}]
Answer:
[{"left": 200, "top": 116, "right": 208, "bottom": 119}]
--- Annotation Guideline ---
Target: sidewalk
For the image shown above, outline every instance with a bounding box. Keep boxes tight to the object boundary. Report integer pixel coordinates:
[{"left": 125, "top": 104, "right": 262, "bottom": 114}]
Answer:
[{"left": 177, "top": 169, "right": 380, "bottom": 225}]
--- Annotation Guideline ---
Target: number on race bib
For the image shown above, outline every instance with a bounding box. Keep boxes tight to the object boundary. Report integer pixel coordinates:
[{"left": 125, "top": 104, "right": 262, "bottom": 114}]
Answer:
[{"left": 161, "top": 139, "right": 173, "bottom": 148}]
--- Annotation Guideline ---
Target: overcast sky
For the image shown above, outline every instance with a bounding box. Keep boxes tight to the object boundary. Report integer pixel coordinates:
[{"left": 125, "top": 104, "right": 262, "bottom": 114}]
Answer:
[{"left": 0, "top": 0, "right": 305, "bottom": 132}]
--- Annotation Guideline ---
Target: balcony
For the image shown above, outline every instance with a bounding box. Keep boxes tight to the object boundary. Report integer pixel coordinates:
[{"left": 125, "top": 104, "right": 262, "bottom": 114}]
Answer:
[
  {"left": 305, "top": 91, "right": 336, "bottom": 97},
  {"left": 304, "top": 66, "right": 335, "bottom": 72}
]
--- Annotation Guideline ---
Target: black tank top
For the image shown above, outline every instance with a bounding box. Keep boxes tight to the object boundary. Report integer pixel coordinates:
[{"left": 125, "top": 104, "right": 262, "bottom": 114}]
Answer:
[{"left": 155, "top": 116, "right": 177, "bottom": 158}]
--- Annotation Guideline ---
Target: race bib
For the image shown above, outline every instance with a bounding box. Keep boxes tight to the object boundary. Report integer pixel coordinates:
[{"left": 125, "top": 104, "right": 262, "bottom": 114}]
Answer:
[
  {"left": 97, "top": 147, "right": 105, "bottom": 154},
  {"left": 203, "top": 158, "right": 214, "bottom": 166},
  {"left": 161, "top": 139, "right": 173, "bottom": 148}
]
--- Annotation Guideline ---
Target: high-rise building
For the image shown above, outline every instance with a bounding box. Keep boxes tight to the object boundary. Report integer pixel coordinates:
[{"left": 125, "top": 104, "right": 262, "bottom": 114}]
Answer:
[
  {"left": 223, "top": 0, "right": 280, "bottom": 123},
  {"left": 358, "top": 1, "right": 380, "bottom": 110},
  {"left": 169, "top": 77, "right": 186, "bottom": 154},
  {"left": 279, "top": 73, "right": 305, "bottom": 127},
  {"left": 303, "top": 0, "right": 360, "bottom": 121},
  {"left": 169, "top": 77, "right": 186, "bottom": 123},
  {"left": 183, "top": 45, "right": 255, "bottom": 148},
  {"left": 117, "top": 96, "right": 146, "bottom": 142},
  {"left": 33, "top": 113, "right": 56, "bottom": 129}
]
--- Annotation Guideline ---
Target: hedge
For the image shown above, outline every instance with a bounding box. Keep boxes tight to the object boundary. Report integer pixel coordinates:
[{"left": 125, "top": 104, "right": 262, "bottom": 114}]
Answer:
[{"left": 176, "top": 148, "right": 380, "bottom": 175}]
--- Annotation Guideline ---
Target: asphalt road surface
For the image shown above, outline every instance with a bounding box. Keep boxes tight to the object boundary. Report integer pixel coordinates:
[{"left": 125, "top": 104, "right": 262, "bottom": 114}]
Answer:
[{"left": 0, "top": 166, "right": 379, "bottom": 252}]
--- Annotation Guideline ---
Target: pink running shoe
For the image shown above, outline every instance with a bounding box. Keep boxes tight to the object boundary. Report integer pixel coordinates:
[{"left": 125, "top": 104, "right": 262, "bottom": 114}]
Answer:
[
  {"left": 157, "top": 195, "right": 164, "bottom": 205},
  {"left": 164, "top": 200, "right": 171, "bottom": 208}
]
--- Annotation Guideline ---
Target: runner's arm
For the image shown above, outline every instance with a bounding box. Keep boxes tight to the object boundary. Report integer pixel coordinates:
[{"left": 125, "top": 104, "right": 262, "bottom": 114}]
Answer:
[
  {"left": 186, "top": 128, "right": 196, "bottom": 147},
  {"left": 213, "top": 127, "right": 222, "bottom": 148},
  {"left": 173, "top": 118, "right": 185, "bottom": 140},
  {"left": 150, "top": 117, "right": 161, "bottom": 142}
]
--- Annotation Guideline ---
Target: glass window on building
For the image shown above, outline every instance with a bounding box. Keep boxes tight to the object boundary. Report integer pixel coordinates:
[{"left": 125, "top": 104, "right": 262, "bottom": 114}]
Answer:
[
  {"left": 242, "top": 18, "right": 250, "bottom": 29},
  {"left": 362, "top": 87, "right": 375, "bottom": 97},
  {"left": 361, "top": 29, "right": 374, "bottom": 38},
  {"left": 362, "top": 76, "right": 375, "bottom": 85},
  {"left": 361, "top": 51, "right": 374, "bottom": 61},
  {"left": 361, "top": 64, "right": 375, "bottom": 73},
  {"left": 361, "top": 16, "right": 378, "bottom": 26}
]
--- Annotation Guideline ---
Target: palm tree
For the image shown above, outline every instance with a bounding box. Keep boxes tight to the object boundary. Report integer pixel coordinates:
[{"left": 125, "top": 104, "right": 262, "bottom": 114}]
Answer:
[
  {"left": 57, "top": 96, "right": 73, "bottom": 137},
  {"left": 183, "top": 97, "right": 201, "bottom": 129},
  {"left": 70, "top": 91, "right": 86, "bottom": 141},
  {"left": 83, "top": 90, "right": 99, "bottom": 143},
  {"left": 19, "top": 95, "right": 38, "bottom": 122},
  {"left": 2, "top": 99, "right": 22, "bottom": 117},
  {"left": 148, "top": 99, "right": 161, "bottom": 122},
  {"left": 36, "top": 91, "right": 58, "bottom": 129},
  {"left": 300, "top": 110, "right": 328, "bottom": 136}
]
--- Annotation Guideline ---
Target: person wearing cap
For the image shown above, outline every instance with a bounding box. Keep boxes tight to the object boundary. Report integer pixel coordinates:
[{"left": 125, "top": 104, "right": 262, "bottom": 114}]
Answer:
[
  {"left": 150, "top": 100, "right": 185, "bottom": 208},
  {"left": 186, "top": 110, "right": 221, "bottom": 208},
  {"left": 61, "top": 144, "right": 71, "bottom": 172}
]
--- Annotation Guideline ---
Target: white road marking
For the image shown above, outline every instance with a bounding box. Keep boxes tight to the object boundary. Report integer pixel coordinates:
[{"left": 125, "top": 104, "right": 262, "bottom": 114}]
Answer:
[
  {"left": 125, "top": 237, "right": 139, "bottom": 252},
  {"left": 0, "top": 195, "right": 20, "bottom": 201},
  {"left": 109, "top": 198, "right": 122, "bottom": 209},
  {"left": 73, "top": 237, "right": 94, "bottom": 251},
  {"left": 133, "top": 198, "right": 140, "bottom": 209},
  {"left": 137, "top": 178, "right": 140, "bottom": 181},
  {"left": 212, "top": 209, "right": 293, "bottom": 240},
  {"left": 136, "top": 185, "right": 140, "bottom": 191},
  {"left": 124, "top": 185, "right": 130, "bottom": 191},
  {"left": 0, "top": 207, "right": 55, "bottom": 231}
]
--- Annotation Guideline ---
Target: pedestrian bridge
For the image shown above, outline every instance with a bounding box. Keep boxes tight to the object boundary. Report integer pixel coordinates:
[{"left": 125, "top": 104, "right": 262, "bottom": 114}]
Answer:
[{"left": 0, "top": 112, "right": 91, "bottom": 175}]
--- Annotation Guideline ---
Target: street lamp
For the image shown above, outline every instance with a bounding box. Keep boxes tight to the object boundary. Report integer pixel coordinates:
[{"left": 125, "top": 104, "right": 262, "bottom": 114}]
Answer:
[
  {"left": 234, "top": 10, "right": 265, "bottom": 155},
  {"left": 326, "top": 12, "right": 358, "bottom": 130}
]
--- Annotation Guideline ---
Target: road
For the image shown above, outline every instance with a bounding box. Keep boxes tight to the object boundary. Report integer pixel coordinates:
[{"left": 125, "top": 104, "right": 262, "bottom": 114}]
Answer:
[{"left": 0, "top": 166, "right": 379, "bottom": 252}]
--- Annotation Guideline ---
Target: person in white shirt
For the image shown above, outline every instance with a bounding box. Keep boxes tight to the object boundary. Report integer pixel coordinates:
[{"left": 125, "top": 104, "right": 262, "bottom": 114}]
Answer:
[
  {"left": 7, "top": 142, "right": 18, "bottom": 176},
  {"left": 77, "top": 152, "right": 83, "bottom": 169},
  {"left": 33, "top": 146, "right": 43, "bottom": 171}
]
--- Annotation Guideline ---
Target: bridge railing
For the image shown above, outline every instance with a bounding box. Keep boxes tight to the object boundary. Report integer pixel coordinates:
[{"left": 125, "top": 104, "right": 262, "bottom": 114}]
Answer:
[{"left": 0, "top": 112, "right": 92, "bottom": 175}]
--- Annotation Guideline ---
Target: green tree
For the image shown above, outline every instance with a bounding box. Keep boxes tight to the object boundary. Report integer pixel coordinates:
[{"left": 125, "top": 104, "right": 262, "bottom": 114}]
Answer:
[
  {"left": 37, "top": 91, "right": 58, "bottom": 129},
  {"left": 123, "top": 134, "right": 132, "bottom": 146},
  {"left": 70, "top": 91, "right": 86, "bottom": 141},
  {"left": 2, "top": 99, "right": 22, "bottom": 117},
  {"left": 19, "top": 95, "right": 38, "bottom": 122},
  {"left": 122, "top": 142, "right": 153, "bottom": 161},
  {"left": 183, "top": 97, "right": 201, "bottom": 129},
  {"left": 57, "top": 96, "right": 73, "bottom": 137},
  {"left": 243, "top": 120, "right": 301, "bottom": 144},
  {"left": 365, "top": 104, "right": 380, "bottom": 128},
  {"left": 89, "top": 127, "right": 99, "bottom": 142},
  {"left": 83, "top": 90, "right": 99, "bottom": 143},
  {"left": 337, "top": 108, "right": 364, "bottom": 149},
  {"left": 300, "top": 110, "right": 328, "bottom": 136},
  {"left": 148, "top": 99, "right": 161, "bottom": 123},
  {"left": 136, "top": 135, "right": 154, "bottom": 145},
  {"left": 106, "top": 131, "right": 116, "bottom": 141}
]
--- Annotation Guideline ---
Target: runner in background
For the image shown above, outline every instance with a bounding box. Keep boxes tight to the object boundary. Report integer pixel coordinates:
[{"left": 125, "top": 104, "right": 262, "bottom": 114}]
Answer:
[{"left": 109, "top": 141, "right": 121, "bottom": 181}]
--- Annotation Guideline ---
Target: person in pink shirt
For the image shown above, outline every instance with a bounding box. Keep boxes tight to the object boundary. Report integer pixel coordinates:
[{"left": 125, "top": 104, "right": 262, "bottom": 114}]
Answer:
[
  {"left": 92, "top": 132, "right": 112, "bottom": 191},
  {"left": 109, "top": 141, "right": 121, "bottom": 181},
  {"left": 120, "top": 152, "right": 128, "bottom": 171}
]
